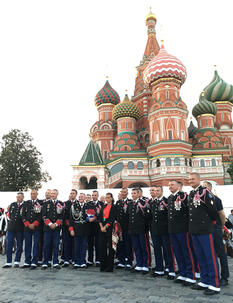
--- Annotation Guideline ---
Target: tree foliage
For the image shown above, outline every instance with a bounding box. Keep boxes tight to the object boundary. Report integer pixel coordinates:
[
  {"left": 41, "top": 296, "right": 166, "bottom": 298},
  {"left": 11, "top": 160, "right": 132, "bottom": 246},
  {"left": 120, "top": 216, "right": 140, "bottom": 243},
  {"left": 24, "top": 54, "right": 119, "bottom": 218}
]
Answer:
[
  {"left": 227, "top": 162, "right": 233, "bottom": 183},
  {"left": 0, "top": 129, "right": 51, "bottom": 191}
]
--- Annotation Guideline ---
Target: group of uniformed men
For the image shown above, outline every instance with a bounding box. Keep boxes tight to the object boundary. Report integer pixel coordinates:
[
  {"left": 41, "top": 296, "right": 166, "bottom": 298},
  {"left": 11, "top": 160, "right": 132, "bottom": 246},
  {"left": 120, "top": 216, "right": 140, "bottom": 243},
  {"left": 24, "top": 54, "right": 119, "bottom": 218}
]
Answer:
[{"left": 2, "top": 172, "right": 230, "bottom": 296}]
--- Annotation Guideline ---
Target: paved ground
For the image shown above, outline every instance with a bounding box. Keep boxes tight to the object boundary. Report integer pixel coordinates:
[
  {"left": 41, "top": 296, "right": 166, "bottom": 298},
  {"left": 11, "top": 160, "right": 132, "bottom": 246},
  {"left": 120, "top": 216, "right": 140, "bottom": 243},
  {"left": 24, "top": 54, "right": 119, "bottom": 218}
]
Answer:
[{"left": 0, "top": 255, "right": 232, "bottom": 303}]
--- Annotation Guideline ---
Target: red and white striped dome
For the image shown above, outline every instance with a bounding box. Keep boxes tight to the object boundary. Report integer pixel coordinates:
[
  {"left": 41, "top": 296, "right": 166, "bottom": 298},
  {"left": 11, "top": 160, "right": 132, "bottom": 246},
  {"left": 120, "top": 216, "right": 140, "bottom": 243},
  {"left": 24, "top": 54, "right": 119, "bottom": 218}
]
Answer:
[{"left": 143, "top": 44, "right": 187, "bottom": 86}]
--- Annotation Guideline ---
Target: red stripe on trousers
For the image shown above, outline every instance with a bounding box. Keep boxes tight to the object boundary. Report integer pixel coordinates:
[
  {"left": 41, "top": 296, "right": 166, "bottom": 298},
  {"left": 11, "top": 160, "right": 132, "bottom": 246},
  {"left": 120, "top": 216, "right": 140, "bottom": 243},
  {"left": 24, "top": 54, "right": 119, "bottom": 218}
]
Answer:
[
  {"left": 145, "top": 233, "right": 151, "bottom": 267},
  {"left": 190, "top": 236, "right": 200, "bottom": 273},
  {"left": 169, "top": 237, "right": 176, "bottom": 272},
  {"left": 209, "top": 234, "right": 219, "bottom": 288},
  {"left": 185, "top": 232, "right": 195, "bottom": 279}
]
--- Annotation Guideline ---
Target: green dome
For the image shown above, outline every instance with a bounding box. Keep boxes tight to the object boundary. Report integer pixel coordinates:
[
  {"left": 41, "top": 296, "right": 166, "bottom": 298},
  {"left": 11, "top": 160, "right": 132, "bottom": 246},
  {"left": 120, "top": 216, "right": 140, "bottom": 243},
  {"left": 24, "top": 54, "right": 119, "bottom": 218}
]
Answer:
[
  {"left": 203, "top": 70, "right": 233, "bottom": 103},
  {"left": 192, "top": 92, "right": 217, "bottom": 118},
  {"left": 112, "top": 94, "right": 141, "bottom": 121}
]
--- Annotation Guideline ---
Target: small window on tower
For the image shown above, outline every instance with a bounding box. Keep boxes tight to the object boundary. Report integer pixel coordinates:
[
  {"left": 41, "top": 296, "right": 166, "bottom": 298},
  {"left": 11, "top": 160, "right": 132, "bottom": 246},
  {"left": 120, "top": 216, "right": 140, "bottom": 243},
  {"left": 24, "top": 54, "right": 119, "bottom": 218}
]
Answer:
[
  {"left": 104, "top": 151, "right": 108, "bottom": 159},
  {"left": 166, "top": 90, "right": 169, "bottom": 99},
  {"left": 125, "top": 122, "right": 128, "bottom": 129},
  {"left": 221, "top": 113, "right": 224, "bottom": 121},
  {"left": 206, "top": 119, "right": 208, "bottom": 126},
  {"left": 181, "top": 131, "right": 185, "bottom": 140},
  {"left": 168, "top": 130, "right": 172, "bottom": 140},
  {"left": 105, "top": 113, "right": 108, "bottom": 121}
]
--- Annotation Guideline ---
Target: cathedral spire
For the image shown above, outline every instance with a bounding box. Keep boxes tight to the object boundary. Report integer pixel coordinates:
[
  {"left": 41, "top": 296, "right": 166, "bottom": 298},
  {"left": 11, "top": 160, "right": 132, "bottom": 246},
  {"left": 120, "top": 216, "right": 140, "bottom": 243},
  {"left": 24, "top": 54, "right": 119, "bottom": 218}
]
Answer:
[{"left": 143, "top": 7, "right": 160, "bottom": 60}]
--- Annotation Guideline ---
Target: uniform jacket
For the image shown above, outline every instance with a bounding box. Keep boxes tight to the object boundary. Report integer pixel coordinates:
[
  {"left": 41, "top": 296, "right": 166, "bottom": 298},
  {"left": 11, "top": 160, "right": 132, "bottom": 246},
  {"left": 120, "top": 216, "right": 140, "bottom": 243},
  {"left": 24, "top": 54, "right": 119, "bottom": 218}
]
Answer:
[
  {"left": 7, "top": 202, "right": 24, "bottom": 232},
  {"left": 127, "top": 198, "right": 150, "bottom": 235},
  {"left": 167, "top": 191, "right": 188, "bottom": 234},
  {"left": 63, "top": 199, "right": 77, "bottom": 228},
  {"left": 148, "top": 196, "right": 168, "bottom": 236},
  {"left": 42, "top": 199, "right": 64, "bottom": 232},
  {"left": 21, "top": 199, "right": 43, "bottom": 232},
  {"left": 115, "top": 198, "right": 132, "bottom": 231},
  {"left": 188, "top": 185, "right": 218, "bottom": 234},
  {"left": 69, "top": 201, "right": 89, "bottom": 237},
  {"left": 86, "top": 200, "right": 104, "bottom": 234}
]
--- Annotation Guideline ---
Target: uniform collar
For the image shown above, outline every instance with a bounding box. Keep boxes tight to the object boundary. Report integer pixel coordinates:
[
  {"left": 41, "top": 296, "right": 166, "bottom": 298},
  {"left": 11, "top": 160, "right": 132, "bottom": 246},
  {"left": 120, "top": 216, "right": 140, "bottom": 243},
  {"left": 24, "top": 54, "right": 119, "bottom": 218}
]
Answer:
[
  {"left": 171, "top": 190, "right": 179, "bottom": 197},
  {"left": 193, "top": 185, "right": 201, "bottom": 192}
]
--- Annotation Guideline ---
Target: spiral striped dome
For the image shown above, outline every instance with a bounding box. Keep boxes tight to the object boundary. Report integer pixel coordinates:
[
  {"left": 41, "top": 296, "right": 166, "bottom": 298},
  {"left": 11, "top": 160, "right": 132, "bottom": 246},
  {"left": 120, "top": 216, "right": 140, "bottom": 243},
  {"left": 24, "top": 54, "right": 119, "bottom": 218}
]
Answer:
[
  {"left": 143, "top": 44, "right": 187, "bottom": 86},
  {"left": 192, "top": 93, "right": 217, "bottom": 118},
  {"left": 203, "top": 70, "right": 233, "bottom": 103},
  {"left": 112, "top": 94, "right": 141, "bottom": 121},
  {"left": 94, "top": 80, "right": 120, "bottom": 107}
]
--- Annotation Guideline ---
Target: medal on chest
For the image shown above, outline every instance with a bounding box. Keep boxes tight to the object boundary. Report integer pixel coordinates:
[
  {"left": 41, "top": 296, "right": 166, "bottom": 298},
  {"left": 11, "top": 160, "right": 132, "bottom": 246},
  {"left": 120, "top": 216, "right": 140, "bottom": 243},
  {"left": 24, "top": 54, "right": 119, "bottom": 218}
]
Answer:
[
  {"left": 193, "top": 188, "right": 206, "bottom": 208},
  {"left": 33, "top": 202, "right": 42, "bottom": 213},
  {"left": 56, "top": 202, "right": 63, "bottom": 214}
]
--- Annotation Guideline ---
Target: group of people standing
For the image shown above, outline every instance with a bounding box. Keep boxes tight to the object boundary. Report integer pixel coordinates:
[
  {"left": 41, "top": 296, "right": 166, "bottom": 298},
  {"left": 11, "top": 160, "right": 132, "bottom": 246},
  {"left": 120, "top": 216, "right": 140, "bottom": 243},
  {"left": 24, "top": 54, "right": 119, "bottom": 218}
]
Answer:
[{"left": 2, "top": 172, "right": 229, "bottom": 296}]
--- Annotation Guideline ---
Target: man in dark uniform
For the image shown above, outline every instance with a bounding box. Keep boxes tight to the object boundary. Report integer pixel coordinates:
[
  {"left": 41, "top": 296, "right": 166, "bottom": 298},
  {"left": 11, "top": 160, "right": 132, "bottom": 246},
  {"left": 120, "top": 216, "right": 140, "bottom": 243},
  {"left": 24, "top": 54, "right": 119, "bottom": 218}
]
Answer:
[
  {"left": 202, "top": 181, "right": 229, "bottom": 287},
  {"left": 86, "top": 190, "right": 104, "bottom": 266},
  {"left": 41, "top": 189, "right": 64, "bottom": 270},
  {"left": 38, "top": 189, "right": 51, "bottom": 266},
  {"left": 189, "top": 173, "right": 220, "bottom": 295},
  {"left": 127, "top": 188, "right": 150, "bottom": 274},
  {"left": 115, "top": 187, "right": 132, "bottom": 269},
  {"left": 149, "top": 186, "right": 175, "bottom": 279},
  {"left": 69, "top": 193, "right": 90, "bottom": 269},
  {"left": 21, "top": 189, "right": 43, "bottom": 269},
  {"left": 62, "top": 189, "right": 77, "bottom": 267},
  {"left": 168, "top": 180, "right": 196, "bottom": 286},
  {"left": 138, "top": 187, "right": 152, "bottom": 268},
  {"left": 3, "top": 192, "right": 24, "bottom": 268}
]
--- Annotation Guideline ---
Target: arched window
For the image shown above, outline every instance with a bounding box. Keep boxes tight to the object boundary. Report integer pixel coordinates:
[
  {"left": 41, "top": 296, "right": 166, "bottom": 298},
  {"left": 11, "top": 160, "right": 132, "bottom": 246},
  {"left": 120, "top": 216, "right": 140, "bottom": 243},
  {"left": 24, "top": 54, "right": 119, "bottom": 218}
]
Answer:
[
  {"left": 128, "top": 161, "right": 134, "bottom": 169},
  {"left": 165, "top": 158, "right": 171, "bottom": 166},
  {"left": 189, "top": 159, "right": 192, "bottom": 167},
  {"left": 212, "top": 159, "right": 216, "bottom": 166},
  {"left": 137, "top": 161, "right": 143, "bottom": 170},
  {"left": 168, "top": 130, "right": 172, "bottom": 140},
  {"left": 174, "top": 158, "right": 180, "bottom": 166},
  {"left": 200, "top": 159, "right": 205, "bottom": 167},
  {"left": 156, "top": 159, "right": 161, "bottom": 167},
  {"left": 166, "top": 90, "right": 169, "bottom": 99},
  {"left": 110, "top": 162, "right": 123, "bottom": 176},
  {"left": 145, "top": 134, "right": 149, "bottom": 143},
  {"left": 185, "top": 158, "right": 188, "bottom": 166},
  {"left": 104, "top": 151, "right": 108, "bottom": 159}
]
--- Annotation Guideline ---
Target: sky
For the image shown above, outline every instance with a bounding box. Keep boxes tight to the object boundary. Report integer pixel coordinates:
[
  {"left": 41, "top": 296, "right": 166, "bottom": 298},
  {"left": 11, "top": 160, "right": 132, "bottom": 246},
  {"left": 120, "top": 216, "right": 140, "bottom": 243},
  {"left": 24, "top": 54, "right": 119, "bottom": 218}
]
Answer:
[{"left": 0, "top": 0, "right": 233, "bottom": 198}]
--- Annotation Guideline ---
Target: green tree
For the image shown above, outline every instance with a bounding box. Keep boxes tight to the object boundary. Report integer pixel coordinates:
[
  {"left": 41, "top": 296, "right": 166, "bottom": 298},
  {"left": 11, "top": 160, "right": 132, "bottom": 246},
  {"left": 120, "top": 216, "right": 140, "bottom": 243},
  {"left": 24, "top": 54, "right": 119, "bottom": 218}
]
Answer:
[
  {"left": 0, "top": 129, "right": 51, "bottom": 191},
  {"left": 227, "top": 162, "right": 233, "bottom": 183}
]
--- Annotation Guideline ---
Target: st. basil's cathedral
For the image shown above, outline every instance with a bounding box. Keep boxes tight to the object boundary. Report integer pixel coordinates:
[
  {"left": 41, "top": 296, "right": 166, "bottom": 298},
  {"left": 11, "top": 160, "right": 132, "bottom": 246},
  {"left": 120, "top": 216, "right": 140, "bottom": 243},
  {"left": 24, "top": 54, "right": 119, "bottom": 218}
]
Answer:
[{"left": 72, "top": 9, "right": 233, "bottom": 189}]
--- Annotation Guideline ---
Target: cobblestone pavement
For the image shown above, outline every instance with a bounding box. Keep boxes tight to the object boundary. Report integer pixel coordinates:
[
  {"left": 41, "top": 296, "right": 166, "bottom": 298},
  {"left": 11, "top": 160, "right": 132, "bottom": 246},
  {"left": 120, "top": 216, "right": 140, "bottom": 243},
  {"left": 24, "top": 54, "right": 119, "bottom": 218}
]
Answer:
[{"left": 0, "top": 256, "right": 232, "bottom": 303}]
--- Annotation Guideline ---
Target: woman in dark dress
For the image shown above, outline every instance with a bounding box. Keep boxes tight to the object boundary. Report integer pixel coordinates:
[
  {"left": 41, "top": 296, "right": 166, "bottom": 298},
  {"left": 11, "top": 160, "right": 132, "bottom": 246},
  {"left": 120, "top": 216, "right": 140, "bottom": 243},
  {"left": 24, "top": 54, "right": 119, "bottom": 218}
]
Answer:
[{"left": 98, "top": 193, "right": 116, "bottom": 272}]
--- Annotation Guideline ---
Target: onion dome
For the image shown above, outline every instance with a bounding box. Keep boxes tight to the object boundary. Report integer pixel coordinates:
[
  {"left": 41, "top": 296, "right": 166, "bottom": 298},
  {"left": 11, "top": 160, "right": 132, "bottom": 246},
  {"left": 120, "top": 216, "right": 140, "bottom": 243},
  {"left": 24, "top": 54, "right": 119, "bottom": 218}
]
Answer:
[
  {"left": 112, "top": 94, "right": 141, "bottom": 121},
  {"left": 145, "top": 7, "right": 157, "bottom": 23},
  {"left": 94, "top": 80, "right": 120, "bottom": 107},
  {"left": 188, "top": 119, "right": 198, "bottom": 138},
  {"left": 203, "top": 69, "right": 233, "bottom": 103},
  {"left": 143, "top": 42, "right": 187, "bottom": 86},
  {"left": 192, "top": 92, "right": 217, "bottom": 118}
]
